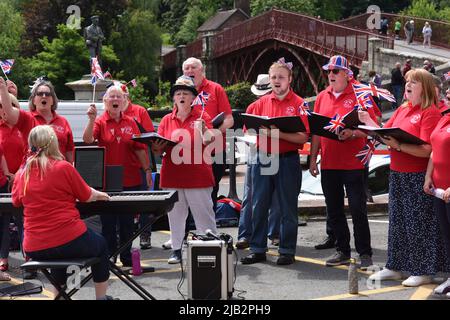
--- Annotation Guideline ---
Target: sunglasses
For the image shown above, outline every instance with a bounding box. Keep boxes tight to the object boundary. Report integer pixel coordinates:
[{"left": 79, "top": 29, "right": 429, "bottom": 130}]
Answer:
[
  {"left": 325, "top": 69, "right": 341, "bottom": 75},
  {"left": 36, "top": 92, "right": 51, "bottom": 97}
]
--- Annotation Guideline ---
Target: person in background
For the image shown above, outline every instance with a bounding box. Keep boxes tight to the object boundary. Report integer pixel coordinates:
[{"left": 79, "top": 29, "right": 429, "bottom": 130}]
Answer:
[
  {"left": 432, "top": 75, "right": 448, "bottom": 113},
  {"left": 380, "top": 17, "right": 388, "bottom": 36},
  {"left": 151, "top": 76, "right": 219, "bottom": 264},
  {"left": 366, "top": 69, "right": 449, "bottom": 287},
  {"left": 394, "top": 20, "right": 402, "bottom": 40},
  {"left": 422, "top": 22, "right": 432, "bottom": 49},
  {"left": 83, "top": 85, "right": 152, "bottom": 268},
  {"left": 391, "top": 62, "right": 405, "bottom": 109},
  {"left": 368, "top": 70, "right": 382, "bottom": 88},
  {"left": 236, "top": 74, "right": 282, "bottom": 250},
  {"left": 423, "top": 60, "right": 436, "bottom": 75},
  {"left": 404, "top": 20, "right": 415, "bottom": 45},
  {"left": 182, "top": 57, "right": 234, "bottom": 212},
  {"left": 402, "top": 59, "right": 412, "bottom": 77},
  {"left": 12, "top": 125, "right": 113, "bottom": 300}
]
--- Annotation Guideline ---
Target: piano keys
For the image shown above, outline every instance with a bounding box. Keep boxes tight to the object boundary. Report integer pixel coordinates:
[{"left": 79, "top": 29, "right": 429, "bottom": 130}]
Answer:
[{"left": 0, "top": 190, "right": 178, "bottom": 216}]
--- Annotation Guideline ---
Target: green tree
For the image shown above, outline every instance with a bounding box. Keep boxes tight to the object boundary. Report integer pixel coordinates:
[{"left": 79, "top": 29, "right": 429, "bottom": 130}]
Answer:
[
  {"left": 0, "top": 0, "right": 25, "bottom": 58},
  {"left": 26, "top": 24, "right": 119, "bottom": 99},
  {"left": 110, "top": 9, "right": 162, "bottom": 94},
  {"left": 250, "top": 0, "right": 317, "bottom": 17},
  {"left": 225, "top": 82, "right": 257, "bottom": 110},
  {"left": 401, "top": 0, "right": 440, "bottom": 20}
]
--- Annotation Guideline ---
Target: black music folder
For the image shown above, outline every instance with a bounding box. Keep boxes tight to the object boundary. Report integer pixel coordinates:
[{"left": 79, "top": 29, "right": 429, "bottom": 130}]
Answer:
[
  {"left": 308, "top": 109, "right": 363, "bottom": 141},
  {"left": 357, "top": 125, "right": 427, "bottom": 145},
  {"left": 212, "top": 112, "right": 225, "bottom": 128},
  {"left": 442, "top": 108, "right": 450, "bottom": 116},
  {"left": 240, "top": 113, "right": 306, "bottom": 133},
  {"left": 132, "top": 132, "right": 177, "bottom": 147},
  {"left": 74, "top": 146, "right": 105, "bottom": 190}
]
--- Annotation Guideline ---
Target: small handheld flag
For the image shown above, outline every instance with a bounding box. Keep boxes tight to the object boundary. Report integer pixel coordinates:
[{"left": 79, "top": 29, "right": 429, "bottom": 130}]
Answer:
[
  {"left": 0, "top": 59, "right": 15, "bottom": 80},
  {"left": 352, "top": 81, "right": 395, "bottom": 103},
  {"left": 323, "top": 113, "right": 345, "bottom": 135},
  {"left": 90, "top": 57, "right": 104, "bottom": 84},
  {"left": 356, "top": 139, "right": 380, "bottom": 166},
  {"left": 298, "top": 101, "right": 311, "bottom": 116},
  {"left": 191, "top": 91, "right": 210, "bottom": 118}
]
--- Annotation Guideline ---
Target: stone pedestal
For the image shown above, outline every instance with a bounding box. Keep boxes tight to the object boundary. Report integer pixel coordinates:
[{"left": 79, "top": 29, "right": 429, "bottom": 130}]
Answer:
[{"left": 65, "top": 75, "right": 112, "bottom": 101}]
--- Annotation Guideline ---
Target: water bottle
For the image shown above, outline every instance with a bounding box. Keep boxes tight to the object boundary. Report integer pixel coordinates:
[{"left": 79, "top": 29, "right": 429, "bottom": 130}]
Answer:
[
  {"left": 131, "top": 248, "right": 142, "bottom": 276},
  {"left": 348, "top": 258, "right": 359, "bottom": 294}
]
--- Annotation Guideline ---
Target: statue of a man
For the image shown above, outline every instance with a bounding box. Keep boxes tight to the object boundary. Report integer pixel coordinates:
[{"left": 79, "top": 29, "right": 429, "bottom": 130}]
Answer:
[{"left": 84, "top": 16, "right": 105, "bottom": 65}]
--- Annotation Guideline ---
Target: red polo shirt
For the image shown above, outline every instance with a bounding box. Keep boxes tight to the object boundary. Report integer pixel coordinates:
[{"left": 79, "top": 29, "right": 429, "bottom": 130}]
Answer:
[
  {"left": 194, "top": 78, "right": 232, "bottom": 118},
  {"left": 431, "top": 113, "right": 450, "bottom": 189},
  {"left": 12, "top": 160, "right": 91, "bottom": 252},
  {"left": 93, "top": 112, "right": 147, "bottom": 187},
  {"left": 384, "top": 102, "right": 441, "bottom": 172},
  {"left": 247, "top": 90, "right": 309, "bottom": 154},
  {"left": 0, "top": 147, "right": 7, "bottom": 187},
  {"left": 314, "top": 83, "right": 377, "bottom": 170},
  {"left": 438, "top": 99, "right": 449, "bottom": 113},
  {"left": 158, "top": 107, "right": 215, "bottom": 189},
  {"left": 123, "top": 102, "right": 155, "bottom": 132},
  {"left": 16, "top": 110, "right": 75, "bottom": 159},
  {"left": 0, "top": 122, "right": 26, "bottom": 173}
]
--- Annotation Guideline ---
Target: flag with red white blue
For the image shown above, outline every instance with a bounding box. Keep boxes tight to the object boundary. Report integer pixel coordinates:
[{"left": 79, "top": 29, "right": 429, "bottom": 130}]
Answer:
[
  {"left": 0, "top": 59, "right": 14, "bottom": 74},
  {"left": 323, "top": 113, "right": 345, "bottom": 135},
  {"left": 130, "top": 79, "right": 137, "bottom": 87},
  {"left": 298, "top": 101, "right": 311, "bottom": 116},
  {"left": 191, "top": 91, "right": 210, "bottom": 108},
  {"left": 444, "top": 71, "right": 450, "bottom": 81},
  {"left": 356, "top": 139, "right": 380, "bottom": 166},
  {"left": 352, "top": 82, "right": 396, "bottom": 103},
  {"left": 91, "top": 57, "right": 104, "bottom": 84},
  {"left": 357, "top": 94, "right": 375, "bottom": 111}
]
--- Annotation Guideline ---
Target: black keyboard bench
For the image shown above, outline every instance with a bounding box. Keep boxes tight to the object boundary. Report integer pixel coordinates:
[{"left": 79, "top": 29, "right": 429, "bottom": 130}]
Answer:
[{"left": 21, "top": 257, "right": 100, "bottom": 300}]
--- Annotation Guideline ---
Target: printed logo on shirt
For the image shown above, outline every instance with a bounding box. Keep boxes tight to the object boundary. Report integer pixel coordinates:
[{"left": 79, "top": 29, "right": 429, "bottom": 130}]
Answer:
[
  {"left": 110, "top": 129, "right": 115, "bottom": 136},
  {"left": 410, "top": 114, "right": 421, "bottom": 124},
  {"left": 190, "top": 121, "right": 195, "bottom": 129},
  {"left": 52, "top": 125, "right": 65, "bottom": 134},
  {"left": 343, "top": 99, "right": 354, "bottom": 108},
  {"left": 120, "top": 126, "right": 133, "bottom": 135},
  {"left": 286, "top": 106, "right": 295, "bottom": 115},
  {"left": 447, "top": 127, "right": 450, "bottom": 133}
]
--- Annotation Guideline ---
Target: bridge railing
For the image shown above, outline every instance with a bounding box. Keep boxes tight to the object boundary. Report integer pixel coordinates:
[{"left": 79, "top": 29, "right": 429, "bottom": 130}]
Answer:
[
  {"left": 336, "top": 13, "right": 450, "bottom": 49},
  {"left": 212, "top": 9, "right": 393, "bottom": 67}
]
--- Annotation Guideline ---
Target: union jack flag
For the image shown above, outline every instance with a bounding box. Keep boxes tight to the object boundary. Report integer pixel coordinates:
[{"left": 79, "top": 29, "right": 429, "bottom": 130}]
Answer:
[
  {"left": 298, "top": 101, "right": 311, "bottom": 116},
  {"left": 130, "top": 79, "right": 137, "bottom": 87},
  {"left": 323, "top": 113, "right": 345, "bottom": 135},
  {"left": 91, "top": 57, "right": 104, "bottom": 84},
  {"left": 357, "top": 94, "right": 375, "bottom": 111},
  {"left": 352, "top": 82, "right": 396, "bottom": 103},
  {"left": 444, "top": 71, "right": 450, "bottom": 81},
  {"left": 356, "top": 139, "right": 380, "bottom": 166},
  {"left": 191, "top": 91, "right": 210, "bottom": 108},
  {"left": 0, "top": 59, "right": 14, "bottom": 74},
  {"left": 103, "top": 71, "right": 112, "bottom": 79}
]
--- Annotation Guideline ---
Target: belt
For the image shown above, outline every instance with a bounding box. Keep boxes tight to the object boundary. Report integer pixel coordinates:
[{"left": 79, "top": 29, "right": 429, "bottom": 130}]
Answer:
[{"left": 265, "top": 151, "right": 298, "bottom": 158}]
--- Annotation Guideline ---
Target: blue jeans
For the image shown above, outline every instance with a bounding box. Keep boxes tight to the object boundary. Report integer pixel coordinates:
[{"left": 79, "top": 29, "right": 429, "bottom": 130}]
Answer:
[
  {"left": 26, "top": 229, "right": 109, "bottom": 285},
  {"left": 250, "top": 153, "right": 301, "bottom": 255},
  {"left": 101, "top": 185, "right": 139, "bottom": 265},
  {"left": 321, "top": 169, "right": 372, "bottom": 257},
  {"left": 238, "top": 164, "right": 281, "bottom": 240}
]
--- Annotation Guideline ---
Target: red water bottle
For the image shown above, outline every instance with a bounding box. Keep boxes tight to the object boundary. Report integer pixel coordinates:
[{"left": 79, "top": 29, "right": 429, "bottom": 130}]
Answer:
[{"left": 131, "top": 248, "right": 142, "bottom": 276}]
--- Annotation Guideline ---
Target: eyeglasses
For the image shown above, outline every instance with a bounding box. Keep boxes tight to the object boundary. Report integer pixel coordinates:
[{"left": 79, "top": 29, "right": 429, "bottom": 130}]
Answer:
[
  {"left": 325, "top": 69, "right": 341, "bottom": 75},
  {"left": 36, "top": 92, "right": 51, "bottom": 97}
]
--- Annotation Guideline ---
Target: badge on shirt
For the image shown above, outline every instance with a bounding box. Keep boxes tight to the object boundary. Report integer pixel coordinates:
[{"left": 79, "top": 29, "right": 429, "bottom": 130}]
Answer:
[
  {"left": 52, "top": 125, "right": 65, "bottom": 133},
  {"left": 120, "top": 126, "right": 133, "bottom": 135},
  {"left": 343, "top": 99, "right": 354, "bottom": 108},
  {"left": 410, "top": 114, "right": 421, "bottom": 124},
  {"left": 286, "top": 106, "right": 295, "bottom": 115}
]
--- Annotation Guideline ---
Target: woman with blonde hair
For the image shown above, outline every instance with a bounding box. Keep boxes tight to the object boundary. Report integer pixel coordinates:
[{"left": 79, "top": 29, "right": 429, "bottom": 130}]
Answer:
[
  {"left": 11, "top": 125, "right": 114, "bottom": 299},
  {"left": 361, "top": 69, "right": 450, "bottom": 286}
]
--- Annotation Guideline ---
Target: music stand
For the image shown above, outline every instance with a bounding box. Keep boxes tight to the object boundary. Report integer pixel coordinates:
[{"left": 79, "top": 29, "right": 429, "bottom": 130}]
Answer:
[{"left": 74, "top": 146, "right": 105, "bottom": 190}]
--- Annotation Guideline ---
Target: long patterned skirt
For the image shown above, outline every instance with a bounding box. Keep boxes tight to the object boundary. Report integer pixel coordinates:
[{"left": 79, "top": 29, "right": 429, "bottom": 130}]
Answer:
[{"left": 385, "top": 170, "right": 450, "bottom": 276}]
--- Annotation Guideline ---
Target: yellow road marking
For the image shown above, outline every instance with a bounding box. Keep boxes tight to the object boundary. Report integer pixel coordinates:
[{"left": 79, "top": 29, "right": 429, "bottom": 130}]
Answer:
[
  {"left": 409, "top": 284, "right": 436, "bottom": 300},
  {"left": 314, "top": 285, "right": 407, "bottom": 300}
]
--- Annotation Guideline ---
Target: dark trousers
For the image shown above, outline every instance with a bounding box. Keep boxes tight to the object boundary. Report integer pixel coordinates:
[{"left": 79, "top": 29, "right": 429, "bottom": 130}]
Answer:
[
  {"left": 434, "top": 198, "right": 450, "bottom": 260},
  {"left": 321, "top": 169, "right": 372, "bottom": 257},
  {"left": 212, "top": 152, "right": 226, "bottom": 212},
  {"left": 26, "top": 229, "right": 109, "bottom": 285},
  {"left": 137, "top": 170, "right": 152, "bottom": 237},
  {"left": 101, "top": 185, "right": 139, "bottom": 265}
]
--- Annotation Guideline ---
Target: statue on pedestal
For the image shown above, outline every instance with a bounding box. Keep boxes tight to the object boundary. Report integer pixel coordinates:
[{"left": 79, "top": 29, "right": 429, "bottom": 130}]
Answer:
[{"left": 83, "top": 15, "right": 105, "bottom": 66}]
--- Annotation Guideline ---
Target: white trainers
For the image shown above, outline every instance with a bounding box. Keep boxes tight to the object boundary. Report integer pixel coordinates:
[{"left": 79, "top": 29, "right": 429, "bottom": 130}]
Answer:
[
  {"left": 162, "top": 239, "right": 172, "bottom": 250},
  {"left": 433, "top": 278, "right": 450, "bottom": 295},
  {"left": 368, "top": 268, "right": 403, "bottom": 281},
  {"left": 402, "top": 275, "right": 432, "bottom": 287}
]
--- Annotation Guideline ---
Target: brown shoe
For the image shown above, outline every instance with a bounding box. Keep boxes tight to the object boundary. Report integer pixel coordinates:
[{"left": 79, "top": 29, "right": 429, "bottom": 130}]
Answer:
[{"left": 235, "top": 238, "right": 249, "bottom": 250}]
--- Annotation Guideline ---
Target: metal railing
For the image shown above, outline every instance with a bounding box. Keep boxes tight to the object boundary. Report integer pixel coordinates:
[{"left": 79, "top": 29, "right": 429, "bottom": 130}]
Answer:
[
  {"left": 336, "top": 12, "right": 450, "bottom": 49},
  {"left": 211, "top": 9, "right": 394, "bottom": 67}
]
